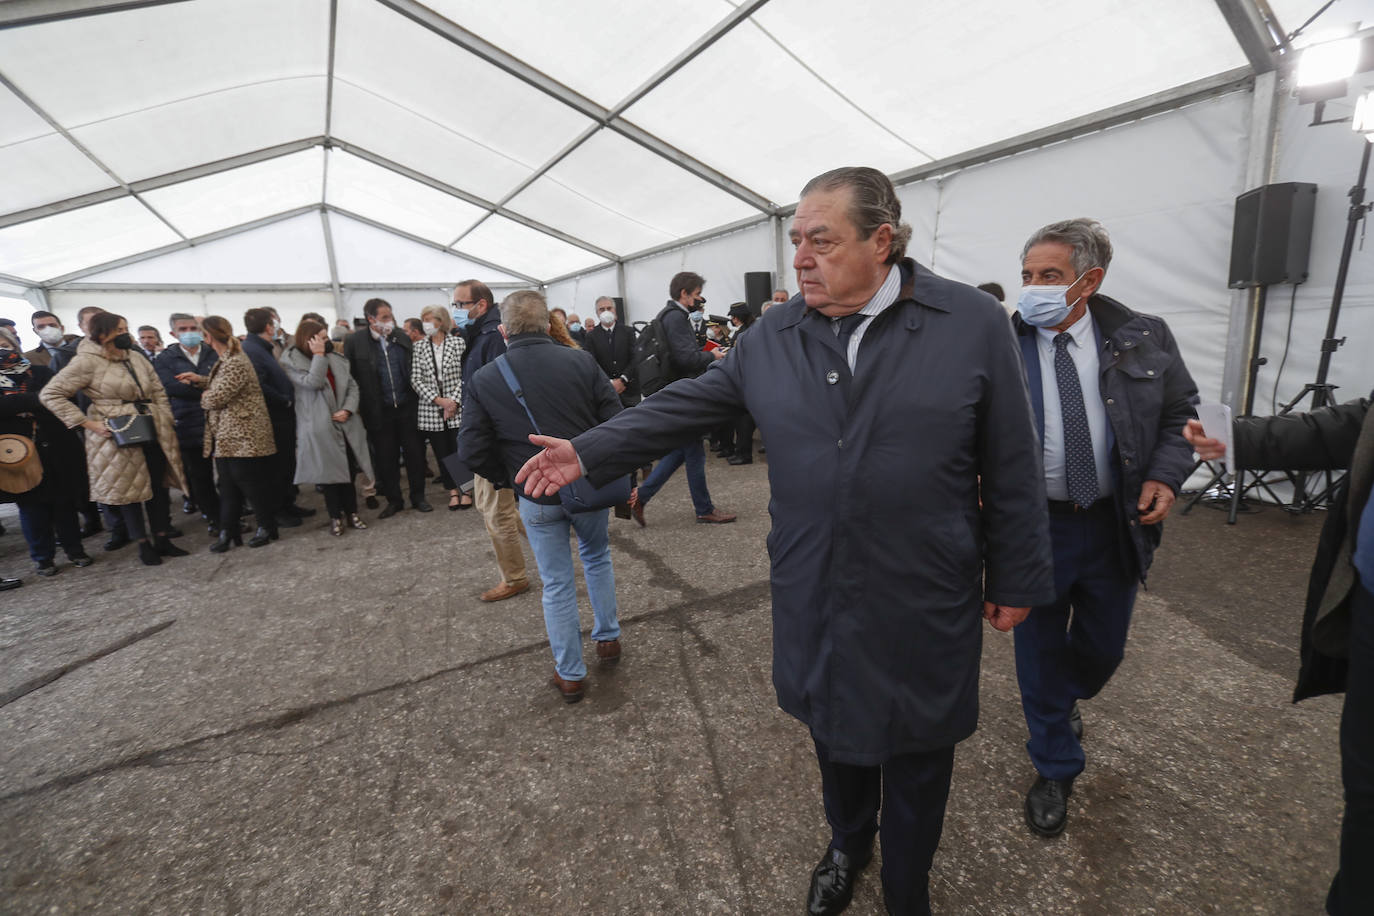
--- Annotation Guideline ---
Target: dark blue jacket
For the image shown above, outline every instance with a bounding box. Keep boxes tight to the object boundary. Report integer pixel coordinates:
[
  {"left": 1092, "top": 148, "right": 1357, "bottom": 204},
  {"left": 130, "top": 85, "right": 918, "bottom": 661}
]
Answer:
[
  {"left": 342, "top": 327, "right": 414, "bottom": 433},
  {"left": 241, "top": 333, "right": 294, "bottom": 421},
  {"left": 572, "top": 260, "right": 1055, "bottom": 764},
  {"left": 658, "top": 300, "right": 714, "bottom": 381},
  {"left": 154, "top": 343, "right": 218, "bottom": 448},
  {"left": 460, "top": 305, "right": 507, "bottom": 390},
  {"left": 457, "top": 334, "right": 622, "bottom": 506},
  {"left": 1014, "top": 294, "right": 1198, "bottom": 582}
]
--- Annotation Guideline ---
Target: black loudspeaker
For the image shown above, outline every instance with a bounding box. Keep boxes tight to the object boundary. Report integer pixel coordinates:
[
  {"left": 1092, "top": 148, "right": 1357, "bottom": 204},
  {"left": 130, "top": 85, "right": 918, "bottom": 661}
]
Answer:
[
  {"left": 1228, "top": 182, "right": 1317, "bottom": 288},
  {"left": 744, "top": 271, "right": 773, "bottom": 313},
  {"left": 612, "top": 296, "right": 625, "bottom": 324}
]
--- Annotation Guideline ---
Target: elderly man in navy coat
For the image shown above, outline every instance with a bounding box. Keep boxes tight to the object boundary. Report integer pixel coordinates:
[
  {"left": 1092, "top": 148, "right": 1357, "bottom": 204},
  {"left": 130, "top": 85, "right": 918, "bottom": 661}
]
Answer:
[
  {"left": 1010, "top": 218, "right": 1198, "bottom": 839},
  {"left": 515, "top": 166, "right": 1055, "bottom": 916}
]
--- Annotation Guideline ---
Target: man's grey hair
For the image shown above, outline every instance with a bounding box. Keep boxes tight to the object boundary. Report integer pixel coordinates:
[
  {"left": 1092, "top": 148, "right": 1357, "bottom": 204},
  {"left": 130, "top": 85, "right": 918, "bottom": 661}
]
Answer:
[
  {"left": 594, "top": 296, "right": 615, "bottom": 309},
  {"left": 168, "top": 312, "right": 195, "bottom": 330},
  {"left": 500, "top": 289, "right": 550, "bottom": 336},
  {"left": 799, "top": 166, "right": 913, "bottom": 265},
  {"left": 1021, "top": 218, "right": 1113, "bottom": 277}
]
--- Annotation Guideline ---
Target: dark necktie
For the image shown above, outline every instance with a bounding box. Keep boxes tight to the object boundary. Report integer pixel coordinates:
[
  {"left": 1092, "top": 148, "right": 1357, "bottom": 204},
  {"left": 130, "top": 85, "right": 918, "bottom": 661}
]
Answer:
[
  {"left": 833, "top": 313, "right": 868, "bottom": 353},
  {"left": 1054, "top": 332, "right": 1098, "bottom": 508}
]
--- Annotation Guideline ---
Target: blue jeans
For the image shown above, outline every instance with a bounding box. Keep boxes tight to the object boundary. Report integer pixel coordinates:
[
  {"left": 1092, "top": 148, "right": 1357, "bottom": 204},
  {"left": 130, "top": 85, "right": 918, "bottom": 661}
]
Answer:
[
  {"left": 17, "top": 498, "right": 84, "bottom": 565},
  {"left": 517, "top": 498, "right": 620, "bottom": 682},
  {"left": 636, "top": 439, "right": 713, "bottom": 517}
]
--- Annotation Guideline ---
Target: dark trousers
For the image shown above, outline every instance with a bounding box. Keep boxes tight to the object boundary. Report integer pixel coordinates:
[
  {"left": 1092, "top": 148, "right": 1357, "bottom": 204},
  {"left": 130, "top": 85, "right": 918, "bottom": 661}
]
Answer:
[
  {"left": 369, "top": 403, "right": 426, "bottom": 507},
  {"left": 1329, "top": 582, "right": 1374, "bottom": 914},
  {"left": 271, "top": 414, "right": 298, "bottom": 510},
  {"left": 216, "top": 456, "right": 276, "bottom": 534},
  {"left": 814, "top": 737, "right": 955, "bottom": 916},
  {"left": 1014, "top": 501, "right": 1138, "bottom": 781},
  {"left": 422, "top": 427, "right": 460, "bottom": 490},
  {"left": 17, "top": 497, "right": 84, "bottom": 565},
  {"left": 179, "top": 443, "right": 219, "bottom": 524},
  {"left": 734, "top": 413, "right": 757, "bottom": 460},
  {"left": 98, "top": 502, "right": 127, "bottom": 538},
  {"left": 115, "top": 444, "right": 173, "bottom": 540},
  {"left": 322, "top": 483, "right": 357, "bottom": 519}
]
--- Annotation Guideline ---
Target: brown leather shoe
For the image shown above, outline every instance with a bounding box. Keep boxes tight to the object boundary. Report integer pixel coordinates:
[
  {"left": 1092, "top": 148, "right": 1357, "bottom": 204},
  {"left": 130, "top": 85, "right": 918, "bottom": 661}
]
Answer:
[
  {"left": 628, "top": 487, "right": 646, "bottom": 528},
  {"left": 550, "top": 671, "right": 584, "bottom": 703},
  {"left": 696, "top": 508, "right": 737, "bottom": 524},
  {"left": 480, "top": 581, "right": 530, "bottom": 602},
  {"left": 595, "top": 638, "right": 622, "bottom": 666}
]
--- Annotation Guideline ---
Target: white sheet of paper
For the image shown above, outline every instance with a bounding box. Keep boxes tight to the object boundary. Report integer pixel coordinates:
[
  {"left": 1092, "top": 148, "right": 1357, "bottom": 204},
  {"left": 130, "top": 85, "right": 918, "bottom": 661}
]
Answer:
[{"left": 1194, "top": 402, "right": 1234, "bottom": 470}]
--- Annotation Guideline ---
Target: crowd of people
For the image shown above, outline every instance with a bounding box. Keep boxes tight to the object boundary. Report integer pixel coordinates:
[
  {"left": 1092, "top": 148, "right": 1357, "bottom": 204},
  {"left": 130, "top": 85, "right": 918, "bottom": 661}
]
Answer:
[{"left": 1, "top": 163, "right": 1368, "bottom": 916}]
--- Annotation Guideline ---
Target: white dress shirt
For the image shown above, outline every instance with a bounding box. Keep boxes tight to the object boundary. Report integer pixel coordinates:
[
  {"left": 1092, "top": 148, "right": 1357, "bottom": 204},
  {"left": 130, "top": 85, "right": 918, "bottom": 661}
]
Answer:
[{"left": 1035, "top": 312, "right": 1113, "bottom": 501}]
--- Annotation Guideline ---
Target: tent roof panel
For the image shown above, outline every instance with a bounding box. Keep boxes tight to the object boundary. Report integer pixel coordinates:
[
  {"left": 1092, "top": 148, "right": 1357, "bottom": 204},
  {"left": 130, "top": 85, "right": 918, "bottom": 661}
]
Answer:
[
  {"left": 76, "top": 211, "right": 331, "bottom": 286},
  {"left": 326, "top": 149, "right": 487, "bottom": 244},
  {"left": 459, "top": 215, "right": 607, "bottom": 281},
  {"left": 329, "top": 212, "right": 524, "bottom": 284},
  {"left": 422, "top": 0, "right": 731, "bottom": 108},
  {"left": 752, "top": 0, "right": 1249, "bottom": 160},
  {"left": 335, "top": 0, "right": 594, "bottom": 198},
  {"left": 0, "top": 82, "right": 57, "bottom": 145},
  {"left": 0, "top": 133, "right": 115, "bottom": 215},
  {"left": 0, "top": 0, "right": 329, "bottom": 127},
  {"left": 505, "top": 128, "right": 759, "bottom": 254},
  {"left": 329, "top": 82, "right": 533, "bottom": 201},
  {"left": 143, "top": 149, "right": 325, "bottom": 238},
  {"left": 0, "top": 197, "right": 180, "bottom": 282}
]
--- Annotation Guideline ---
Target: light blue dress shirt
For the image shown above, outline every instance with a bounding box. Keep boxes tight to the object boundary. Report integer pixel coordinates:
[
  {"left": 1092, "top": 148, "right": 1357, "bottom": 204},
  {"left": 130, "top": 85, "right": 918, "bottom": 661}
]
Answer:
[{"left": 1035, "top": 312, "right": 1113, "bottom": 502}]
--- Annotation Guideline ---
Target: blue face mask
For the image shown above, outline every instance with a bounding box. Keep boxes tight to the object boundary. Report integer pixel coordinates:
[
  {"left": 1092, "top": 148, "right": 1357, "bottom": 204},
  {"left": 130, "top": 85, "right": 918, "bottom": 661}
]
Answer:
[
  {"left": 568, "top": 321, "right": 582, "bottom": 333},
  {"left": 1015, "top": 272, "right": 1089, "bottom": 328},
  {"left": 452, "top": 308, "right": 472, "bottom": 330},
  {"left": 178, "top": 331, "right": 203, "bottom": 349},
  {"left": 689, "top": 310, "right": 705, "bottom": 322}
]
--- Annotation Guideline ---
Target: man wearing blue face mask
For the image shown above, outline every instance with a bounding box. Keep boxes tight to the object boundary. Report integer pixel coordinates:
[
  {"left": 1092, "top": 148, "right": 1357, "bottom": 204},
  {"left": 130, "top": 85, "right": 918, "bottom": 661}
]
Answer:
[
  {"left": 1010, "top": 218, "right": 1198, "bottom": 838},
  {"left": 155, "top": 313, "right": 220, "bottom": 535}
]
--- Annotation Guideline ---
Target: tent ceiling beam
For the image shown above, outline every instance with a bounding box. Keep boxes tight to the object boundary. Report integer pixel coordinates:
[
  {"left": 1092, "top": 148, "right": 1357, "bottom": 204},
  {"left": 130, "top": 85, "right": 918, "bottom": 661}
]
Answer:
[
  {"left": 0, "top": 0, "right": 190, "bottom": 30},
  {"left": 1213, "top": 0, "right": 1281, "bottom": 72},
  {"left": 324, "top": 204, "right": 542, "bottom": 285},
  {"left": 49, "top": 283, "right": 332, "bottom": 292},
  {"left": 328, "top": 140, "right": 618, "bottom": 261},
  {"left": 320, "top": 207, "right": 344, "bottom": 316},
  {"left": 0, "top": 136, "right": 328, "bottom": 229},
  {"left": 0, "top": 272, "right": 41, "bottom": 288},
  {"left": 373, "top": 0, "right": 775, "bottom": 214},
  {"left": 450, "top": 0, "right": 772, "bottom": 249},
  {"left": 0, "top": 70, "right": 188, "bottom": 242},
  {"left": 41, "top": 205, "right": 322, "bottom": 287}
]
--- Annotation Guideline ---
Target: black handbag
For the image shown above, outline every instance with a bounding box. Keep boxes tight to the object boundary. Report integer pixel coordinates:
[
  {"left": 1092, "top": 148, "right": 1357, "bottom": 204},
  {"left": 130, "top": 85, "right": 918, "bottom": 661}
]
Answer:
[
  {"left": 105, "top": 360, "right": 157, "bottom": 448},
  {"left": 493, "top": 355, "right": 630, "bottom": 514}
]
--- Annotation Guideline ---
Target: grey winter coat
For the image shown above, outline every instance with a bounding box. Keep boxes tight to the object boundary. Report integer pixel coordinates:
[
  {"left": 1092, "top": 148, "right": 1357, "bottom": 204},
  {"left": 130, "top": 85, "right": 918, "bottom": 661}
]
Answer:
[{"left": 280, "top": 347, "right": 375, "bottom": 485}]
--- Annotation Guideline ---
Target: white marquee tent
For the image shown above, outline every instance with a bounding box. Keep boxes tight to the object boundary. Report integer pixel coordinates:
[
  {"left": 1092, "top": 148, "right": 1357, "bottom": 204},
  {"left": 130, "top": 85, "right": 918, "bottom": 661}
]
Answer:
[{"left": 2, "top": 0, "right": 1373, "bottom": 414}]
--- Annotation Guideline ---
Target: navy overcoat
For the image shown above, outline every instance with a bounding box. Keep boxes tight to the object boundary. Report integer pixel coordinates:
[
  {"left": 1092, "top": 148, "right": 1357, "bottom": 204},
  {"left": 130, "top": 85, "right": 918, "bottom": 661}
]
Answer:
[{"left": 574, "top": 259, "right": 1055, "bottom": 764}]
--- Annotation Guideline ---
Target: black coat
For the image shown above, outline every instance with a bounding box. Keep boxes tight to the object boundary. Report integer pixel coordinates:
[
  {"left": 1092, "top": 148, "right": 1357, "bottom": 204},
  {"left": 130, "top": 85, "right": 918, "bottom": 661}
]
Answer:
[
  {"left": 583, "top": 321, "right": 639, "bottom": 405},
  {"left": 1014, "top": 295, "right": 1199, "bottom": 580},
  {"left": 657, "top": 301, "right": 714, "bottom": 381},
  {"left": 1231, "top": 393, "right": 1373, "bottom": 701},
  {"left": 241, "top": 333, "right": 294, "bottom": 423},
  {"left": 573, "top": 260, "right": 1056, "bottom": 764},
  {"left": 0, "top": 366, "right": 88, "bottom": 505},
  {"left": 457, "top": 334, "right": 622, "bottom": 506},
  {"left": 154, "top": 343, "right": 218, "bottom": 449},
  {"left": 460, "top": 306, "right": 507, "bottom": 390},
  {"left": 343, "top": 328, "right": 415, "bottom": 432}
]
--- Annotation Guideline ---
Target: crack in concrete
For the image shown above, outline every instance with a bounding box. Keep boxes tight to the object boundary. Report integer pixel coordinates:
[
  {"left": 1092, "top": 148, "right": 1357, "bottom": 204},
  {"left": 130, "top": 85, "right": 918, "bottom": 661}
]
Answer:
[
  {"left": 0, "top": 580, "right": 772, "bottom": 805},
  {"left": 0, "top": 619, "right": 176, "bottom": 709}
]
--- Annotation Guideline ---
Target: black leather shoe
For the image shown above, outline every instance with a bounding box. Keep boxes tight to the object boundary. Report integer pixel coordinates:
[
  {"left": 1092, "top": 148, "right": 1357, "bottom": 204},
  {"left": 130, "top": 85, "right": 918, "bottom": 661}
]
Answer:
[
  {"left": 274, "top": 513, "right": 303, "bottom": 528},
  {"left": 103, "top": 532, "right": 131, "bottom": 552},
  {"left": 0, "top": 576, "right": 21, "bottom": 590},
  {"left": 365, "top": 495, "right": 379, "bottom": 510},
  {"left": 182, "top": 497, "right": 197, "bottom": 514},
  {"left": 208, "top": 529, "right": 241, "bottom": 553},
  {"left": 247, "top": 526, "right": 275, "bottom": 548},
  {"left": 1070, "top": 702, "right": 1083, "bottom": 740},
  {"left": 154, "top": 534, "right": 189, "bottom": 557},
  {"left": 379, "top": 503, "right": 402, "bottom": 519},
  {"left": 1025, "top": 775, "right": 1074, "bottom": 837},
  {"left": 68, "top": 554, "right": 94, "bottom": 568},
  {"left": 413, "top": 500, "right": 433, "bottom": 513},
  {"left": 807, "top": 846, "right": 872, "bottom": 915},
  {"left": 727, "top": 454, "right": 753, "bottom": 465},
  {"left": 34, "top": 562, "right": 58, "bottom": 578}
]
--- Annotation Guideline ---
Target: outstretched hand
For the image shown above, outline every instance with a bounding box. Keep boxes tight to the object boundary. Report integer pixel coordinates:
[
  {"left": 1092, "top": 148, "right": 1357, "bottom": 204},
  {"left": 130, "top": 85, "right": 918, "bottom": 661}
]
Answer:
[{"left": 515, "top": 434, "right": 584, "bottom": 497}]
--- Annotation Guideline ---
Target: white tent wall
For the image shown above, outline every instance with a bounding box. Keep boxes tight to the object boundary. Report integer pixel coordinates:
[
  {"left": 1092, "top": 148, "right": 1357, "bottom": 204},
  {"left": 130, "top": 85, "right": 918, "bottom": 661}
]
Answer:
[
  {"left": 544, "top": 264, "right": 620, "bottom": 319},
  {"left": 30, "top": 289, "right": 338, "bottom": 351},
  {"left": 621, "top": 221, "right": 775, "bottom": 323},
  {"left": 1250, "top": 85, "right": 1374, "bottom": 416},
  {"left": 342, "top": 285, "right": 531, "bottom": 325}
]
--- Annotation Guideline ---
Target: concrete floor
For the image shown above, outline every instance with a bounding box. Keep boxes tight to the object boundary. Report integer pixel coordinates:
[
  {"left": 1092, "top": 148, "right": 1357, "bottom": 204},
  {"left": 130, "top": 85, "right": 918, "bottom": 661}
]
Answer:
[{"left": 0, "top": 453, "right": 1346, "bottom": 915}]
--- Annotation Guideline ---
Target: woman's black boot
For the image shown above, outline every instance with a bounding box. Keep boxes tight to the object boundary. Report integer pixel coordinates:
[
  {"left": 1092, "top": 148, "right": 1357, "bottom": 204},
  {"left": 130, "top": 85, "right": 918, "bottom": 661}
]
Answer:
[
  {"left": 208, "top": 529, "right": 238, "bottom": 553},
  {"left": 248, "top": 526, "right": 276, "bottom": 548},
  {"left": 138, "top": 540, "right": 162, "bottom": 566},
  {"left": 154, "top": 534, "right": 190, "bottom": 557}
]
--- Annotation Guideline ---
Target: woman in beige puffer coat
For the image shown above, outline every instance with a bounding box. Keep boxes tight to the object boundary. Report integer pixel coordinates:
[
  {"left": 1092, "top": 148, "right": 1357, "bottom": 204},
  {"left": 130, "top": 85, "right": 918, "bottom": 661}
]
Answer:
[
  {"left": 40, "top": 312, "right": 189, "bottom": 567},
  {"left": 190, "top": 316, "right": 277, "bottom": 553}
]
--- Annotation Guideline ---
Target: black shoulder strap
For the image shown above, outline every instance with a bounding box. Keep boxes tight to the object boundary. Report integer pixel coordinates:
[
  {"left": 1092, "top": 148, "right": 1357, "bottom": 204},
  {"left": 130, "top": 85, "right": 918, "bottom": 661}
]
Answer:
[{"left": 121, "top": 358, "right": 148, "bottom": 400}]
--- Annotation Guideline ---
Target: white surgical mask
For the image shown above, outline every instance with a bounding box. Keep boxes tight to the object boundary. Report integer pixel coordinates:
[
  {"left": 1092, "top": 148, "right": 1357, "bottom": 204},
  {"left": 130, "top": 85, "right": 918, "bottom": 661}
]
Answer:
[
  {"left": 375, "top": 320, "right": 395, "bottom": 335},
  {"left": 422, "top": 321, "right": 438, "bottom": 337},
  {"left": 598, "top": 311, "right": 616, "bottom": 327},
  {"left": 36, "top": 326, "right": 64, "bottom": 345}
]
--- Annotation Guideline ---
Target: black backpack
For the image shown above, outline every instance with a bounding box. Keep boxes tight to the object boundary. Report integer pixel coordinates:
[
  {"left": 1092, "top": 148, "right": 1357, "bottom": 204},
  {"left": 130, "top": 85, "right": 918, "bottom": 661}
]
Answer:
[{"left": 631, "top": 306, "right": 676, "bottom": 398}]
